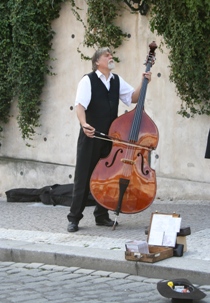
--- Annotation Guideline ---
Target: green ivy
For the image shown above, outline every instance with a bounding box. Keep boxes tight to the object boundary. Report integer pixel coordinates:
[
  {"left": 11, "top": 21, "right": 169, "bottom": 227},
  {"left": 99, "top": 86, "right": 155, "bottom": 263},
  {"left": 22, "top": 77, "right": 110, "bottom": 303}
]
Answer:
[
  {"left": 0, "top": 2, "right": 13, "bottom": 133},
  {"left": 69, "top": 0, "right": 128, "bottom": 61},
  {"left": 149, "top": 0, "right": 210, "bottom": 117},
  {"left": 0, "top": 0, "right": 65, "bottom": 141}
]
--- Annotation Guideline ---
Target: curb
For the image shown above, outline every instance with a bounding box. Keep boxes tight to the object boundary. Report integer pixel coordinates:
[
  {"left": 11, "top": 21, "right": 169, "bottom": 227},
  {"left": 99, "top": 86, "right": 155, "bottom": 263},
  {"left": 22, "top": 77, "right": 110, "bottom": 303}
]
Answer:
[{"left": 0, "top": 239, "right": 210, "bottom": 285}]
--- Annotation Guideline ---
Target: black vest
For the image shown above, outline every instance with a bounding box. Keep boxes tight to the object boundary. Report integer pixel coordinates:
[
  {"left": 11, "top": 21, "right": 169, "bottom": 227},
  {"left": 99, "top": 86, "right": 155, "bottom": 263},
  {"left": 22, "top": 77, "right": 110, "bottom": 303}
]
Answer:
[{"left": 86, "top": 72, "right": 119, "bottom": 134}]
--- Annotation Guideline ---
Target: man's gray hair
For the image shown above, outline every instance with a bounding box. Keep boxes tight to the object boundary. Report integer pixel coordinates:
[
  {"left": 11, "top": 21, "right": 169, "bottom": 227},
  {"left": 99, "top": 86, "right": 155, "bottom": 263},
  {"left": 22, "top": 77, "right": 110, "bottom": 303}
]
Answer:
[{"left": 91, "top": 47, "right": 113, "bottom": 71}]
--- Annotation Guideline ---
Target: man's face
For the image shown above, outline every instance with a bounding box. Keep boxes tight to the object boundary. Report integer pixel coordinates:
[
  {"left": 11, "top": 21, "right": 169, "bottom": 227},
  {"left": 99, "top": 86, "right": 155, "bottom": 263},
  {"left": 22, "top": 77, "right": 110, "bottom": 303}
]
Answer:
[{"left": 97, "top": 51, "right": 114, "bottom": 70}]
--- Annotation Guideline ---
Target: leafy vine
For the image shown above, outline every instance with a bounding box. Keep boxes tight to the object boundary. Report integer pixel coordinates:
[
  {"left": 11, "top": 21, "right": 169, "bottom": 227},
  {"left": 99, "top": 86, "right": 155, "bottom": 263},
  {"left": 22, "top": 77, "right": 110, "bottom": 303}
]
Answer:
[
  {"left": 0, "top": 1, "right": 13, "bottom": 133},
  {"left": 0, "top": 0, "right": 65, "bottom": 141},
  {"left": 149, "top": 0, "right": 210, "bottom": 117},
  {"left": 69, "top": 0, "right": 128, "bottom": 61}
]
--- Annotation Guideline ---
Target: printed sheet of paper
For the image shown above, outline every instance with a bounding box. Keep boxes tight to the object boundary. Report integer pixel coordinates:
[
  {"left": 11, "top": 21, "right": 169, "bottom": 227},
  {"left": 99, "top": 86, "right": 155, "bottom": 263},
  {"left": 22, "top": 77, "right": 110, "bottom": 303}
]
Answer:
[
  {"left": 148, "top": 230, "right": 164, "bottom": 246},
  {"left": 162, "top": 231, "right": 177, "bottom": 247},
  {"left": 148, "top": 214, "right": 182, "bottom": 247}
]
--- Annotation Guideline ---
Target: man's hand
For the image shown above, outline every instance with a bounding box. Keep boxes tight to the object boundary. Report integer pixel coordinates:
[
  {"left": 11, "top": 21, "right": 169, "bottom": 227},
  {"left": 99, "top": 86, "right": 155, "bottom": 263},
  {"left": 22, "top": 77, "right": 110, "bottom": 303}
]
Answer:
[
  {"left": 143, "top": 71, "right": 152, "bottom": 82},
  {"left": 82, "top": 124, "right": 95, "bottom": 138},
  {"left": 131, "top": 71, "right": 152, "bottom": 103}
]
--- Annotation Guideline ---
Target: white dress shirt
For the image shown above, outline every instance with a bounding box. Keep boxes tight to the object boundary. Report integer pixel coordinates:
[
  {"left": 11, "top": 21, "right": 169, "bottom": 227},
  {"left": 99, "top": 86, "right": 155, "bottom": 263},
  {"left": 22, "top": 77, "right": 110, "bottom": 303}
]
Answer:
[{"left": 75, "top": 70, "right": 134, "bottom": 109}]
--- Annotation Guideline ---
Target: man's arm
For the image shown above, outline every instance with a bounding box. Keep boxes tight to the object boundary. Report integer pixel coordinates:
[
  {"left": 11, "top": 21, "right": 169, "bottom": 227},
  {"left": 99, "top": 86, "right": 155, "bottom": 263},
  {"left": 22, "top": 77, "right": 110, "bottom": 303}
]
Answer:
[
  {"left": 76, "top": 103, "right": 95, "bottom": 138},
  {"left": 131, "top": 72, "right": 152, "bottom": 104}
]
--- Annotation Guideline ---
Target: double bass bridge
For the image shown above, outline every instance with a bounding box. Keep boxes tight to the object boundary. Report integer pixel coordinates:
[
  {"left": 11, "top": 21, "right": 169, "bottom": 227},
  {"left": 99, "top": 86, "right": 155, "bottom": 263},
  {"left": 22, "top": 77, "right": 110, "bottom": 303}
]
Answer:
[{"left": 120, "top": 158, "right": 135, "bottom": 165}]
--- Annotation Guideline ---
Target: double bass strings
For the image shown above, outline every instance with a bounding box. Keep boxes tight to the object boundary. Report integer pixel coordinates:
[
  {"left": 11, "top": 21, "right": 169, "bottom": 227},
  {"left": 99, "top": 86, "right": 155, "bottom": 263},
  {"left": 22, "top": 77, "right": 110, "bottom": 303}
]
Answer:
[{"left": 123, "top": 71, "right": 150, "bottom": 178}]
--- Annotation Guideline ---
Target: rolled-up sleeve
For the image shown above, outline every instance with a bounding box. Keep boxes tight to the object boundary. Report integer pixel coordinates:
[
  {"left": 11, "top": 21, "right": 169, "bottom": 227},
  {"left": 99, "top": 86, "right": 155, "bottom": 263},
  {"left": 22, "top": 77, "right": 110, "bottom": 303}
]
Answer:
[
  {"left": 119, "top": 75, "right": 135, "bottom": 106},
  {"left": 75, "top": 75, "right": 91, "bottom": 110}
]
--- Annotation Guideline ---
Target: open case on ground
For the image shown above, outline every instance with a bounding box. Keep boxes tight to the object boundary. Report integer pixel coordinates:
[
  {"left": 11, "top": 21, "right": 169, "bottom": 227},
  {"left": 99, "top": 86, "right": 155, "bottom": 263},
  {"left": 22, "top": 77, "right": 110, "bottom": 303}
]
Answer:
[{"left": 125, "top": 212, "right": 181, "bottom": 263}]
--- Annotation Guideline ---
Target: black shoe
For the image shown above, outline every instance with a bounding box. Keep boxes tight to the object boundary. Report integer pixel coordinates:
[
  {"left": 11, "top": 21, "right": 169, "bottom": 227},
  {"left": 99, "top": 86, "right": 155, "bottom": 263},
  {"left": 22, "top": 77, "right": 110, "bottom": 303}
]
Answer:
[
  {"left": 96, "top": 218, "right": 118, "bottom": 227},
  {"left": 67, "top": 222, "right": 79, "bottom": 232}
]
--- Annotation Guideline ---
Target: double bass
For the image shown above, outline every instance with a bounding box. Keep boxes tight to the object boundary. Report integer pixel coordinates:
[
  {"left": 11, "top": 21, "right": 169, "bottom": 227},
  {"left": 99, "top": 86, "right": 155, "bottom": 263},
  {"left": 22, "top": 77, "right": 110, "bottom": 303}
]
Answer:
[{"left": 90, "top": 41, "right": 159, "bottom": 218}]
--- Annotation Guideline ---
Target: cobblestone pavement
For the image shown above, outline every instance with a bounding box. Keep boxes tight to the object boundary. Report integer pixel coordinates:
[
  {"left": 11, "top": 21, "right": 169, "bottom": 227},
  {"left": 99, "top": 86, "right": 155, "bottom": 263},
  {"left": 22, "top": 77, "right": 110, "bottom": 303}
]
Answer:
[{"left": 1, "top": 262, "right": 210, "bottom": 303}]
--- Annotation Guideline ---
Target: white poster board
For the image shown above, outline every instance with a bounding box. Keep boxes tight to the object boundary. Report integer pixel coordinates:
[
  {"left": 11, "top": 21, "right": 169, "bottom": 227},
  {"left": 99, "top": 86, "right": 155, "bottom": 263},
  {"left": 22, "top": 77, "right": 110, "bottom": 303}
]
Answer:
[{"left": 148, "top": 213, "right": 182, "bottom": 247}]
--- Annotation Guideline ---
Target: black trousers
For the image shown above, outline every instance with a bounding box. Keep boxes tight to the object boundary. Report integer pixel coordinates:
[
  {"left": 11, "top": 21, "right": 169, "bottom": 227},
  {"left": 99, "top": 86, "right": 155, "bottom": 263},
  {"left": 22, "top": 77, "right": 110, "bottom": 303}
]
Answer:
[
  {"left": 205, "top": 129, "right": 210, "bottom": 159},
  {"left": 67, "top": 129, "right": 112, "bottom": 223}
]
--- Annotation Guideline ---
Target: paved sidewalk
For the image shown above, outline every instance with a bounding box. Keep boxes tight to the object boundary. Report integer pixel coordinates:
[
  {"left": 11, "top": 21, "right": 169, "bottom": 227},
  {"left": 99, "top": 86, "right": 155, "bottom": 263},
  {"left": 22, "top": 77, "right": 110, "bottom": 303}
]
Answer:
[
  {"left": 1, "top": 261, "right": 210, "bottom": 303},
  {"left": 0, "top": 198, "right": 210, "bottom": 285}
]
